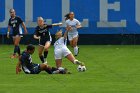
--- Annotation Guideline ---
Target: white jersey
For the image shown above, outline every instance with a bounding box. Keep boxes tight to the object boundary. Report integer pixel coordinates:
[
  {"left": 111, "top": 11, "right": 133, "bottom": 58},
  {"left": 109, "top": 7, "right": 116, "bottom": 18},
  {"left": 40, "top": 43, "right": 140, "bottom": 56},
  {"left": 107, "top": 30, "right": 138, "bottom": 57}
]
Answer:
[
  {"left": 54, "top": 37, "right": 71, "bottom": 59},
  {"left": 65, "top": 18, "right": 81, "bottom": 35},
  {"left": 54, "top": 37, "right": 67, "bottom": 49}
]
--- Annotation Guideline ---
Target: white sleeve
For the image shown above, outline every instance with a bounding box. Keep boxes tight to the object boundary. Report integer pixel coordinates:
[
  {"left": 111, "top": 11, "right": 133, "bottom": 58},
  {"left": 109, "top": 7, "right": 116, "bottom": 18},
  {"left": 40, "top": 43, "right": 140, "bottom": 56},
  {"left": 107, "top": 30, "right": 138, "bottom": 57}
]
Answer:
[{"left": 76, "top": 19, "right": 81, "bottom": 25}]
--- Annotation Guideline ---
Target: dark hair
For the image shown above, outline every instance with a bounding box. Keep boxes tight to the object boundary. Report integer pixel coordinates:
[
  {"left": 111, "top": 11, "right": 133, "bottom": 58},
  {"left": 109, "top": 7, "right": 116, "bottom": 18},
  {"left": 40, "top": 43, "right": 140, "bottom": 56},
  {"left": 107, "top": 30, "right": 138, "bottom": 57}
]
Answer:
[
  {"left": 26, "top": 44, "right": 35, "bottom": 51},
  {"left": 65, "top": 13, "right": 70, "bottom": 20}
]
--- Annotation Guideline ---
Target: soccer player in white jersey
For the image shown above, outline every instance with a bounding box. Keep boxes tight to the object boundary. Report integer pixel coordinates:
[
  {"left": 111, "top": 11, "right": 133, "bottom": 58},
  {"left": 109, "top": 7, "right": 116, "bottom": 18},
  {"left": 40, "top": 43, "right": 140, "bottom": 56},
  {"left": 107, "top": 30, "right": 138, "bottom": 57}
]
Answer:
[
  {"left": 54, "top": 30, "right": 85, "bottom": 71},
  {"left": 65, "top": 12, "right": 82, "bottom": 56}
]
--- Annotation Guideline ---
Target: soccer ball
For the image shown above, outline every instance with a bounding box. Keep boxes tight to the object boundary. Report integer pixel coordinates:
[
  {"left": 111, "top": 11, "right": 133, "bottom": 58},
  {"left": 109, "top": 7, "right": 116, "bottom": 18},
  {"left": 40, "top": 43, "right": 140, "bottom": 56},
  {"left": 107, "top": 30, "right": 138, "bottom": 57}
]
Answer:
[{"left": 77, "top": 65, "right": 86, "bottom": 72}]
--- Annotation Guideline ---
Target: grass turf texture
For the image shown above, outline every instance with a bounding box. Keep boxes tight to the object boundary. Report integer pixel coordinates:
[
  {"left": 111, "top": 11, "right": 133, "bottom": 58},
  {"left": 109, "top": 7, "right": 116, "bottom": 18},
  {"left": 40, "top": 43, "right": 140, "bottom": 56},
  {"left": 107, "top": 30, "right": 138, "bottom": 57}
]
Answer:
[{"left": 0, "top": 45, "right": 140, "bottom": 93}]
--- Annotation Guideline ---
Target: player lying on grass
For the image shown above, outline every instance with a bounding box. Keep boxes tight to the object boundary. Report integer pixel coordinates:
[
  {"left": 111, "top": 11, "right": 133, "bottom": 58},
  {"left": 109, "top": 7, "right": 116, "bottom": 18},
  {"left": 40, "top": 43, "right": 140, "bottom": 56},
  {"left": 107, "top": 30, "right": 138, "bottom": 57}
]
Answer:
[
  {"left": 16, "top": 44, "right": 68, "bottom": 74},
  {"left": 54, "top": 30, "right": 85, "bottom": 71}
]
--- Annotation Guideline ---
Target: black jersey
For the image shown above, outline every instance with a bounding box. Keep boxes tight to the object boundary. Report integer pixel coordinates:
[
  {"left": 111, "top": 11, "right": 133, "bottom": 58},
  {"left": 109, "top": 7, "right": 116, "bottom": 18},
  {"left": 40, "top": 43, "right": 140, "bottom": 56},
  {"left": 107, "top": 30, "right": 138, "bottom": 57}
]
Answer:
[
  {"left": 8, "top": 16, "right": 23, "bottom": 36},
  {"left": 20, "top": 51, "right": 40, "bottom": 73},
  {"left": 34, "top": 24, "right": 52, "bottom": 39}
]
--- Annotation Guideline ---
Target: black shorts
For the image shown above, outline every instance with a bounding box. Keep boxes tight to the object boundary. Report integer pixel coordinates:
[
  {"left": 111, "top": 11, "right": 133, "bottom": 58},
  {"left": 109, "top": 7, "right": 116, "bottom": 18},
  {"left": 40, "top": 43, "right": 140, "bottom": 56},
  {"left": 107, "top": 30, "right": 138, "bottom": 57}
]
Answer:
[
  {"left": 12, "top": 29, "right": 23, "bottom": 37},
  {"left": 23, "top": 64, "right": 41, "bottom": 74},
  {"left": 30, "top": 64, "right": 41, "bottom": 74},
  {"left": 39, "top": 38, "right": 52, "bottom": 46},
  {"left": 12, "top": 32, "right": 23, "bottom": 38}
]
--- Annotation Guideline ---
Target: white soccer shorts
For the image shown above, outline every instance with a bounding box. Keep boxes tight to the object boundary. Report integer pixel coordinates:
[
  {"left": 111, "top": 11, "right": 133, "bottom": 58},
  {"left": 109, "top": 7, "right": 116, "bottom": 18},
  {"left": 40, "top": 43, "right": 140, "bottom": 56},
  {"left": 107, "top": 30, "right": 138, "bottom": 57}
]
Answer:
[
  {"left": 68, "top": 33, "right": 78, "bottom": 41},
  {"left": 54, "top": 47, "right": 71, "bottom": 59}
]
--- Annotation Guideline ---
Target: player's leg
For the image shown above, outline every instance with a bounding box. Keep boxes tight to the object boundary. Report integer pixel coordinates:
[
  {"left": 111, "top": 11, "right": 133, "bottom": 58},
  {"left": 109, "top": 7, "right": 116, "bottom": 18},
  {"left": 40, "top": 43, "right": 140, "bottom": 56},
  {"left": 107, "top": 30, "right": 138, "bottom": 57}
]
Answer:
[
  {"left": 11, "top": 35, "right": 21, "bottom": 58},
  {"left": 68, "top": 34, "right": 73, "bottom": 47},
  {"left": 44, "top": 41, "right": 51, "bottom": 63},
  {"left": 40, "top": 63, "right": 66, "bottom": 74},
  {"left": 72, "top": 36, "right": 79, "bottom": 56},
  {"left": 39, "top": 63, "right": 52, "bottom": 74},
  {"left": 69, "top": 40, "right": 73, "bottom": 47},
  {"left": 38, "top": 45, "right": 44, "bottom": 63},
  {"left": 14, "top": 36, "right": 21, "bottom": 56},
  {"left": 55, "top": 59, "right": 62, "bottom": 68},
  {"left": 54, "top": 48, "right": 68, "bottom": 73},
  {"left": 66, "top": 53, "right": 84, "bottom": 66}
]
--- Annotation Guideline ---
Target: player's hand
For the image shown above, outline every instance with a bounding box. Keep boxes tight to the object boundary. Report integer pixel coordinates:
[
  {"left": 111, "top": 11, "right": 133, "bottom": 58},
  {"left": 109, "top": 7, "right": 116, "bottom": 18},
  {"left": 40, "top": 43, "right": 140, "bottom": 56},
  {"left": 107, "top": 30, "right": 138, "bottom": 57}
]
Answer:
[
  {"left": 7, "top": 32, "right": 10, "bottom": 38},
  {"left": 66, "top": 26, "right": 73, "bottom": 31},
  {"left": 16, "top": 66, "right": 22, "bottom": 74},
  {"left": 24, "top": 30, "right": 28, "bottom": 34},
  {"left": 38, "top": 36, "right": 40, "bottom": 40}
]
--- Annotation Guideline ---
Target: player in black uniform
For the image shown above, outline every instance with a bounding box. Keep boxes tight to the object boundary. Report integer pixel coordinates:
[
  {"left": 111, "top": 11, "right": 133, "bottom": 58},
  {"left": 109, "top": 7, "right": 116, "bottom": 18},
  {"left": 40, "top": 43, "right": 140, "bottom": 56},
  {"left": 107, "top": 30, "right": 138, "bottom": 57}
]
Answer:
[
  {"left": 7, "top": 9, "right": 28, "bottom": 58},
  {"left": 34, "top": 17, "right": 62, "bottom": 63},
  {"left": 16, "top": 44, "right": 68, "bottom": 74}
]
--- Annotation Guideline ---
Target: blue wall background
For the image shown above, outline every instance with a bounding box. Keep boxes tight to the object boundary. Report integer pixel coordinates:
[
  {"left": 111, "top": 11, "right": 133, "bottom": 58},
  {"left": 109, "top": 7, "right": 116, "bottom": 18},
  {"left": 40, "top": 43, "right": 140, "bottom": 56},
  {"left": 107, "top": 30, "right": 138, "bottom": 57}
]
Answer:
[{"left": 0, "top": 0, "right": 139, "bottom": 34}]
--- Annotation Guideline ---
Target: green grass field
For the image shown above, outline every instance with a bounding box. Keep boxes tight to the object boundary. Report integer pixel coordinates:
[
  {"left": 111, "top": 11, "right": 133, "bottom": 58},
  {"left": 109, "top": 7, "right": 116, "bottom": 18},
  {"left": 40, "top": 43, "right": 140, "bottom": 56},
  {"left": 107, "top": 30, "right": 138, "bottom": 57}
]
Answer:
[{"left": 0, "top": 45, "right": 140, "bottom": 93}]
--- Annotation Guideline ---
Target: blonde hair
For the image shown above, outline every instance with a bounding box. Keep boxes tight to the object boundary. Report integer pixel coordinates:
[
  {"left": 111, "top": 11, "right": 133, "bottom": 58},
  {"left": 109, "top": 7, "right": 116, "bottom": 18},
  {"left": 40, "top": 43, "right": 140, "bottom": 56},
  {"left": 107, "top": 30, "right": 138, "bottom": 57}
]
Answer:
[
  {"left": 9, "top": 9, "right": 15, "bottom": 13},
  {"left": 37, "top": 17, "right": 44, "bottom": 21}
]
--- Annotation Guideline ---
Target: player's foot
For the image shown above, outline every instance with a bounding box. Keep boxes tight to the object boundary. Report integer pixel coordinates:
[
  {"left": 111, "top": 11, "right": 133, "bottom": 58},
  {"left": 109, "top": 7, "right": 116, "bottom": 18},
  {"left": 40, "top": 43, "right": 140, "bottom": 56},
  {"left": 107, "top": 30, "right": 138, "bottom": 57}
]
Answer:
[
  {"left": 10, "top": 54, "right": 17, "bottom": 59},
  {"left": 74, "top": 60, "right": 85, "bottom": 66},
  {"left": 80, "top": 62, "right": 85, "bottom": 66},
  {"left": 59, "top": 68, "right": 69, "bottom": 74}
]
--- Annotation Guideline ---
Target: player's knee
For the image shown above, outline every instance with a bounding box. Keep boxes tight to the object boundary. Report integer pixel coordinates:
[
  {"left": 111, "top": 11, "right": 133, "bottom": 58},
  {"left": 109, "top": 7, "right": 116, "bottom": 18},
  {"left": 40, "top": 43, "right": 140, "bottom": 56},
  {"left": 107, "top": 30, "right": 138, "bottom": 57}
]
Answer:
[
  {"left": 73, "top": 42, "right": 77, "bottom": 47},
  {"left": 73, "top": 43, "right": 77, "bottom": 47},
  {"left": 70, "top": 42, "right": 73, "bottom": 47},
  {"left": 44, "top": 48, "right": 48, "bottom": 51},
  {"left": 14, "top": 42, "right": 19, "bottom": 46},
  {"left": 40, "top": 63, "right": 47, "bottom": 70}
]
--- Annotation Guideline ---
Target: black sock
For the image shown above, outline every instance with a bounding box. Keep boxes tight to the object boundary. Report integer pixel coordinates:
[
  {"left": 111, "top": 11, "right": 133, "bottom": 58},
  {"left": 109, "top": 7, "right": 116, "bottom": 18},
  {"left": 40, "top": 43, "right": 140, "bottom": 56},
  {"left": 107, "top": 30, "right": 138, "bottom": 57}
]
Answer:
[
  {"left": 45, "top": 67, "right": 53, "bottom": 74},
  {"left": 39, "top": 55, "right": 44, "bottom": 63},
  {"left": 14, "top": 45, "right": 18, "bottom": 54},
  {"left": 17, "top": 46, "right": 20, "bottom": 55},
  {"left": 44, "top": 51, "right": 48, "bottom": 59}
]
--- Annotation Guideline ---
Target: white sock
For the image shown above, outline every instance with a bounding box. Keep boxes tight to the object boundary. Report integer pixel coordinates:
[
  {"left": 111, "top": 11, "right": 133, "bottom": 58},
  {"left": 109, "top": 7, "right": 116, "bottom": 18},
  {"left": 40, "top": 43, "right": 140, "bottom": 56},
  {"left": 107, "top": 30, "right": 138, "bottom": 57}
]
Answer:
[
  {"left": 73, "top": 59, "right": 81, "bottom": 65},
  {"left": 58, "top": 67, "right": 64, "bottom": 71},
  {"left": 44, "top": 58, "right": 47, "bottom": 63},
  {"left": 74, "top": 46, "right": 78, "bottom": 55}
]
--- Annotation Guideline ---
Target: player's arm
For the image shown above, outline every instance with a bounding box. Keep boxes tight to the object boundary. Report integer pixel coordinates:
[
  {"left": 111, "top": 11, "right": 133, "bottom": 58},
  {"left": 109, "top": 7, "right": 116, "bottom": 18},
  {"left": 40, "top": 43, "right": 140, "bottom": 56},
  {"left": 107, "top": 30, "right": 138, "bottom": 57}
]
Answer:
[
  {"left": 76, "top": 20, "right": 82, "bottom": 29},
  {"left": 76, "top": 24, "right": 82, "bottom": 29},
  {"left": 63, "top": 30, "right": 68, "bottom": 39},
  {"left": 33, "top": 28, "right": 40, "bottom": 39},
  {"left": 34, "top": 34, "right": 40, "bottom": 40},
  {"left": 52, "top": 22, "right": 62, "bottom": 26},
  {"left": 22, "top": 22, "right": 28, "bottom": 34},
  {"left": 7, "top": 25, "right": 11, "bottom": 38}
]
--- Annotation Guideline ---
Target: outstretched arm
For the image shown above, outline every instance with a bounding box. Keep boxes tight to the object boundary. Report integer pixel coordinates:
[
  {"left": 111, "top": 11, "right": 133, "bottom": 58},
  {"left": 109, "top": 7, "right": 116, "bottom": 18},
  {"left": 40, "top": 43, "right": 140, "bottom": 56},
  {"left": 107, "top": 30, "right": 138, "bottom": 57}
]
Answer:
[{"left": 52, "top": 22, "right": 62, "bottom": 26}]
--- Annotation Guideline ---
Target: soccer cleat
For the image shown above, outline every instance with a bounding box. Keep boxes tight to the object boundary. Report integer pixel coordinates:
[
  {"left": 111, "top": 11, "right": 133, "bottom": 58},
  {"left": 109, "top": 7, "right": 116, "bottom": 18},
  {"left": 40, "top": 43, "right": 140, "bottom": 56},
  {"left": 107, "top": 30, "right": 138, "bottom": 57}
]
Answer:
[
  {"left": 74, "top": 60, "right": 85, "bottom": 66},
  {"left": 80, "top": 62, "right": 85, "bottom": 66},
  {"left": 59, "top": 68, "right": 69, "bottom": 74}
]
